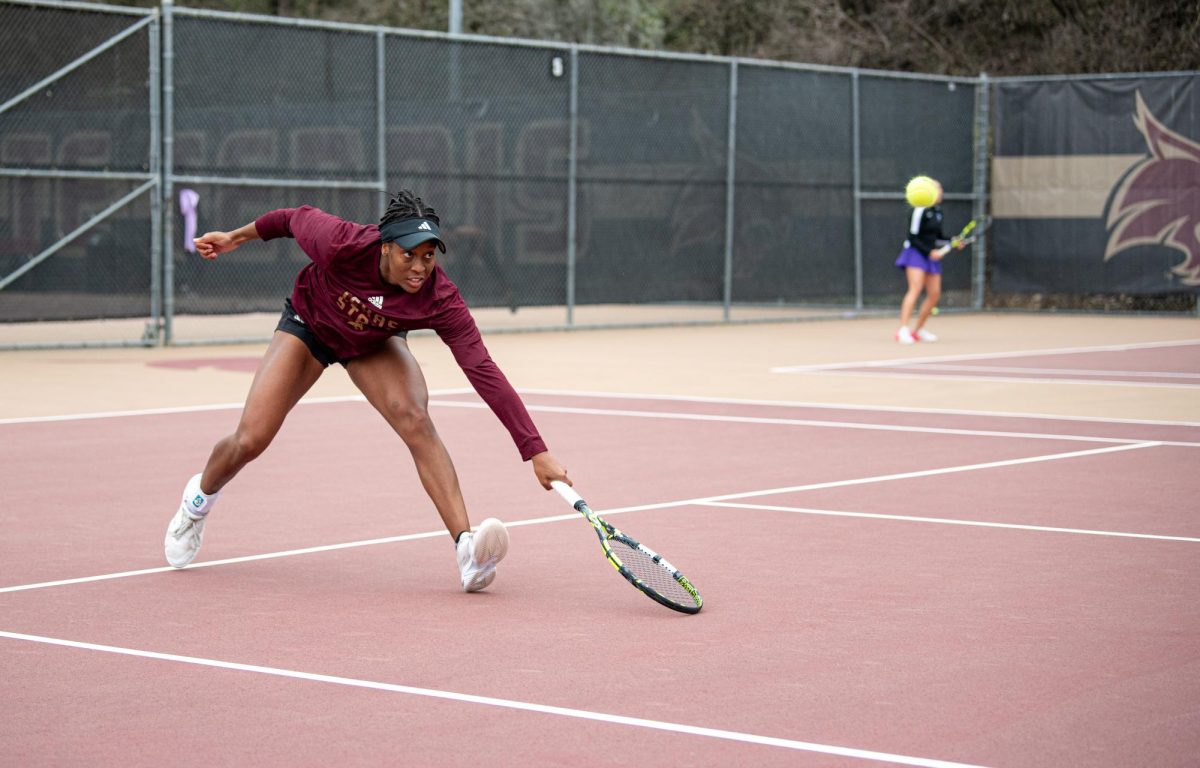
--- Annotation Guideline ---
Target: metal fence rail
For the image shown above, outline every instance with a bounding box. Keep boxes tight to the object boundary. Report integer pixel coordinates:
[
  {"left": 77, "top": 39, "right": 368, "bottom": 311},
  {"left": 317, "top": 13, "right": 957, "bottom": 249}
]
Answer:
[{"left": 0, "top": 0, "right": 1006, "bottom": 348}]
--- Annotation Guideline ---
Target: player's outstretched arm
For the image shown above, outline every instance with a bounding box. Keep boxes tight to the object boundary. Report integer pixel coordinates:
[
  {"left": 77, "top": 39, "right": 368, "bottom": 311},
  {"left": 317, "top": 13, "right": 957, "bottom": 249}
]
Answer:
[
  {"left": 193, "top": 222, "right": 261, "bottom": 260},
  {"left": 531, "top": 450, "right": 570, "bottom": 490}
]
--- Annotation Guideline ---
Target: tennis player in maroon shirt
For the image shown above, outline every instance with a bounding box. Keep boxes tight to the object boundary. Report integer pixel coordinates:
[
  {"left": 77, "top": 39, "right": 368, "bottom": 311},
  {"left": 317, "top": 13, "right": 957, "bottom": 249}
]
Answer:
[{"left": 164, "top": 190, "right": 570, "bottom": 592}]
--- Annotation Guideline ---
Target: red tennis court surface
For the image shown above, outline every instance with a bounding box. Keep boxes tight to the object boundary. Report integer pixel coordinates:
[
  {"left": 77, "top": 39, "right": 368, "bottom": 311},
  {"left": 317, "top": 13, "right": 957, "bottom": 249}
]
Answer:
[{"left": 2, "top": 384, "right": 1198, "bottom": 767}]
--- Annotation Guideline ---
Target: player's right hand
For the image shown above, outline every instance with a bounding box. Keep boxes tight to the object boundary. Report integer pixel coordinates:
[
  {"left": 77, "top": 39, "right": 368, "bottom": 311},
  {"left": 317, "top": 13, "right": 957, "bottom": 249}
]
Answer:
[{"left": 193, "top": 231, "right": 235, "bottom": 260}]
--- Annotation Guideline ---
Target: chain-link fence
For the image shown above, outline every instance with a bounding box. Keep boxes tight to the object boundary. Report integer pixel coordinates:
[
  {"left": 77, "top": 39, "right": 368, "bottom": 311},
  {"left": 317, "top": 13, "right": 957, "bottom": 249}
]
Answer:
[
  {"left": 2, "top": 0, "right": 987, "bottom": 348},
  {"left": 0, "top": 0, "right": 161, "bottom": 347}
]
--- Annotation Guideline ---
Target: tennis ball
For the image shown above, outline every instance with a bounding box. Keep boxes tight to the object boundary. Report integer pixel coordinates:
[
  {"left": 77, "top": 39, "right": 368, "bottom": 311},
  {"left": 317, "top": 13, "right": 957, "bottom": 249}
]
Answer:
[
  {"left": 932, "top": 307, "right": 939, "bottom": 315},
  {"left": 905, "top": 175, "right": 939, "bottom": 208}
]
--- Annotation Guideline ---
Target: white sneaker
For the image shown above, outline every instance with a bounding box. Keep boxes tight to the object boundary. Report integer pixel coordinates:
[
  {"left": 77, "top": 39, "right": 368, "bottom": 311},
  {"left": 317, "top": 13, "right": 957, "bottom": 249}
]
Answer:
[
  {"left": 164, "top": 506, "right": 207, "bottom": 568},
  {"left": 456, "top": 517, "right": 509, "bottom": 592},
  {"left": 165, "top": 473, "right": 214, "bottom": 568},
  {"left": 895, "top": 326, "right": 915, "bottom": 344},
  {"left": 915, "top": 328, "right": 938, "bottom": 342}
]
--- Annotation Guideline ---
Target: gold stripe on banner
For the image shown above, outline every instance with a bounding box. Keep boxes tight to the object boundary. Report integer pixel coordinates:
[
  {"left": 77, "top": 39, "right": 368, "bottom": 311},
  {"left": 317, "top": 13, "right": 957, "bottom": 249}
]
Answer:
[{"left": 991, "top": 155, "right": 1143, "bottom": 219}]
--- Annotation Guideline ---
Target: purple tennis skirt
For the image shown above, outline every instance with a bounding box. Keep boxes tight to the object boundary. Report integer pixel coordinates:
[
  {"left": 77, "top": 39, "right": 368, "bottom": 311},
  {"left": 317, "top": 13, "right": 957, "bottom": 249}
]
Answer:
[{"left": 894, "top": 246, "right": 942, "bottom": 275}]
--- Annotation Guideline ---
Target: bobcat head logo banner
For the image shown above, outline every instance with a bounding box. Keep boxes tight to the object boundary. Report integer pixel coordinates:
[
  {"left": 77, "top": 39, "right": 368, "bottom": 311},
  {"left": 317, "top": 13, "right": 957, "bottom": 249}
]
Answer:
[{"left": 1104, "top": 92, "right": 1200, "bottom": 285}]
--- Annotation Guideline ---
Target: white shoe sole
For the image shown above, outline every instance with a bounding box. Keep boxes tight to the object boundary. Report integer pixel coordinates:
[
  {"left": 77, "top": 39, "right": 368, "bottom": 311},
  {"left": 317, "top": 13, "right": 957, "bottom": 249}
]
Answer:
[
  {"left": 463, "top": 567, "right": 495, "bottom": 593},
  {"left": 462, "top": 518, "right": 509, "bottom": 592}
]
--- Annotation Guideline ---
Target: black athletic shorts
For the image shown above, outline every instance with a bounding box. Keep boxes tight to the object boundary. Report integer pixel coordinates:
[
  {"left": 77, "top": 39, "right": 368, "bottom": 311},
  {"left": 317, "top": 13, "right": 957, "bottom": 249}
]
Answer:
[{"left": 275, "top": 299, "right": 409, "bottom": 368}]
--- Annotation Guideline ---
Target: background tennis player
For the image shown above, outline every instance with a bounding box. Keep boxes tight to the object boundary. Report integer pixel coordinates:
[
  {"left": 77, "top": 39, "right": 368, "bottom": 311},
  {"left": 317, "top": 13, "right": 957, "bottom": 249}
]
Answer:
[{"left": 893, "top": 177, "right": 963, "bottom": 344}]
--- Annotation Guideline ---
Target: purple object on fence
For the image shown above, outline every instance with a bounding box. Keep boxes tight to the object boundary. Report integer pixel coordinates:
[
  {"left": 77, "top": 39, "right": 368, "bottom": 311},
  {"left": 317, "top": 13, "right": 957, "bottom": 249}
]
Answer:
[{"left": 179, "top": 188, "right": 199, "bottom": 253}]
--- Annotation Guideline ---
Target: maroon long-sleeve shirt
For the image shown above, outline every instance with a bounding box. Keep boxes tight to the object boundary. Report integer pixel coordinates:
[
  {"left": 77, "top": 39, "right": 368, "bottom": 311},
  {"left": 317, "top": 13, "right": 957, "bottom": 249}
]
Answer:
[{"left": 255, "top": 206, "right": 547, "bottom": 461}]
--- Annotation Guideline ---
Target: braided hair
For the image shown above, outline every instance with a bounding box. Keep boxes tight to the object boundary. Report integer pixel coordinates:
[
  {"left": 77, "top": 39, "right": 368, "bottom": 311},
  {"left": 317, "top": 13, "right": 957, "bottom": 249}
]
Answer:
[{"left": 380, "top": 190, "right": 440, "bottom": 227}]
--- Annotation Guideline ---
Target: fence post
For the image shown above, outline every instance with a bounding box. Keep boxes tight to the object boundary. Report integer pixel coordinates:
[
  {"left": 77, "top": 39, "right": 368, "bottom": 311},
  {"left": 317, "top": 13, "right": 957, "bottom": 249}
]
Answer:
[
  {"left": 722, "top": 60, "right": 737, "bottom": 321},
  {"left": 161, "top": 0, "right": 176, "bottom": 344},
  {"left": 566, "top": 47, "right": 579, "bottom": 326},
  {"left": 148, "top": 6, "right": 163, "bottom": 345},
  {"left": 973, "top": 72, "right": 990, "bottom": 310},
  {"left": 376, "top": 28, "right": 387, "bottom": 211},
  {"left": 851, "top": 70, "right": 863, "bottom": 311}
]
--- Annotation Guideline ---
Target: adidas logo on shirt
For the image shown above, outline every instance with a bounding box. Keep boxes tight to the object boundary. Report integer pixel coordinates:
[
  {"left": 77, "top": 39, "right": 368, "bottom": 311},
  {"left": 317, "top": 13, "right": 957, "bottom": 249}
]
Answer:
[
  {"left": 368, "top": 295, "right": 384, "bottom": 309},
  {"left": 417, "top": 221, "right": 432, "bottom": 231}
]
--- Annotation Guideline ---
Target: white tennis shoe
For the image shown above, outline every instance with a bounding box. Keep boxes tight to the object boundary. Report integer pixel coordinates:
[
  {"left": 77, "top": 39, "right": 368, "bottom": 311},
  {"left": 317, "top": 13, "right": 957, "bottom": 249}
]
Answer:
[
  {"left": 164, "top": 505, "right": 207, "bottom": 568},
  {"left": 916, "top": 328, "right": 938, "bottom": 342},
  {"left": 456, "top": 517, "right": 509, "bottom": 592},
  {"left": 165, "top": 473, "right": 214, "bottom": 568},
  {"left": 895, "top": 326, "right": 915, "bottom": 344}
]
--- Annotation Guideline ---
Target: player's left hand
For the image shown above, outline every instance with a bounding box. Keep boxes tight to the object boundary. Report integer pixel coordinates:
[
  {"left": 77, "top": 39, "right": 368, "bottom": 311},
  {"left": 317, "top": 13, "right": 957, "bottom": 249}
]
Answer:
[{"left": 531, "top": 451, "right": 569, "bottom": 490}]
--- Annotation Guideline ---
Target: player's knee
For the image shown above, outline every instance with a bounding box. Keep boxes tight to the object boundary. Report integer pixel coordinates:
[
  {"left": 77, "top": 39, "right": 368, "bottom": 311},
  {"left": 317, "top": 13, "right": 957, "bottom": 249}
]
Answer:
[
  {"left": 388, "top": 401, "right": 435, "bottom": 443},
  {"left": 232, "top": 429, "right": 272, "bottom": 462}
]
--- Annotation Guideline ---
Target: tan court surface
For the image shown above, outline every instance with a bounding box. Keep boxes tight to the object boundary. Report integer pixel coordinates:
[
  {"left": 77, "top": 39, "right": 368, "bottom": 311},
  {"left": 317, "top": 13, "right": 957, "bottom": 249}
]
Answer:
[{"left": 1, "top": 312, "right": 1197, "bottom": 422}]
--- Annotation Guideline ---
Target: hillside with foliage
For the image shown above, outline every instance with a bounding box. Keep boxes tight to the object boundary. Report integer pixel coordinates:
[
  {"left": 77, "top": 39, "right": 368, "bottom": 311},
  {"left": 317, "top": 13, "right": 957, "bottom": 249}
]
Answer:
[{"left": 146, "top": 0, "right": 1198, "bottom": 76}]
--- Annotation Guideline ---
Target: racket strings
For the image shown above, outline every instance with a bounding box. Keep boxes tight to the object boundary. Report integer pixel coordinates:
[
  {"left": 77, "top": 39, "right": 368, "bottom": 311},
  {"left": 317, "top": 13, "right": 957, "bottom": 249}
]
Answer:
[{"left": 610, "top": 538, "right": 696, "bottom": 606}]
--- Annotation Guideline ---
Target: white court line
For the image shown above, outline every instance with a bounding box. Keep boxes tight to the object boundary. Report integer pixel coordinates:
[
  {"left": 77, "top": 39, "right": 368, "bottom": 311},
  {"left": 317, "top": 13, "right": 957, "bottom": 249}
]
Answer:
[
  {"left": 0, "top": 395, "right": 358, "bottom": 425},
  {"left": 0, "top": 529, "right": 448, "bottom": 594},
  {"left": 894, "top": 363, "right": 1200, "bottom": 380},
  {"left": 685, "top": 441, "right": 1161, "bottom": 502},
  {"left": 700, "top": 502, "right": 1200, "bottom": 544},
  {"left": 514, "top": 387, "right": 1200, "bottom": 427},
  {"left": 770, "top": 338, "right": 1200, "bottom": 373},
  {"left": 0, "top": 389, "right": 461, "bottom": 426},
  {"left": 0, "top": 440, "right": 1166, "bottom": 594},
  {"left": 434, "top": 399, "right": 1200, "bottom": 448},
  {"left": 4, "top": 386, "right": 1198, "bottom": 429},
  {"left": 7, "top": 396, "right": 1190, "bottom": 444},
  {"left": 0, "top": 630, "right": 987, "bottom": 768},
  {"left": 788, "top": 369, "right": 1200, "bottom": 390}
]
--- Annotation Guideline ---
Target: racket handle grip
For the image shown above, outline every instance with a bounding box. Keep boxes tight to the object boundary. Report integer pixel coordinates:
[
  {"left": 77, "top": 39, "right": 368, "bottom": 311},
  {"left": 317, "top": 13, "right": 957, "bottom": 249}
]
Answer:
[{"left": 551, "top": 480, "right": 586, "bottom": 509}]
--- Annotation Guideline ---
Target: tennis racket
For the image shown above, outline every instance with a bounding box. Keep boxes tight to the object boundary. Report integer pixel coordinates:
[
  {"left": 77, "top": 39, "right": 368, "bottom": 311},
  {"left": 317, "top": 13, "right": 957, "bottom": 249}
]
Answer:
[
  {"left": 551, "top": 481, "right": 703, "bottom": 615},
  {"left": 933, "top": 215, "right": 991, "bottom": 257}
]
